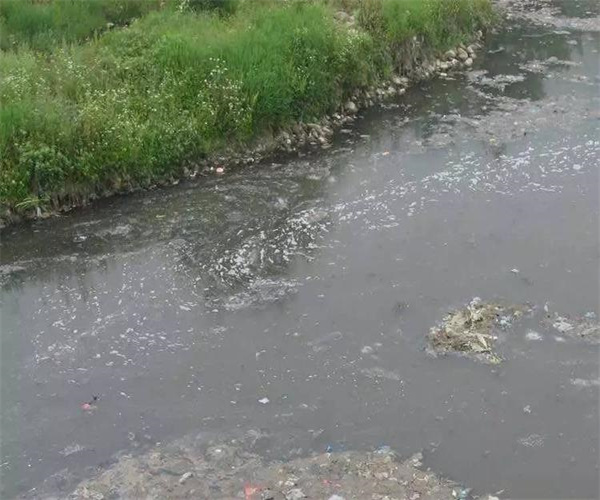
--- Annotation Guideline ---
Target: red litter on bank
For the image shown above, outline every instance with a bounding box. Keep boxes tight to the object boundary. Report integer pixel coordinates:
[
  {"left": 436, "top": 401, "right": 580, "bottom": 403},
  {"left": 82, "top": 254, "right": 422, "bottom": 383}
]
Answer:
[{"left": 244, "top": 483, "right": 261, "bottom": 499}]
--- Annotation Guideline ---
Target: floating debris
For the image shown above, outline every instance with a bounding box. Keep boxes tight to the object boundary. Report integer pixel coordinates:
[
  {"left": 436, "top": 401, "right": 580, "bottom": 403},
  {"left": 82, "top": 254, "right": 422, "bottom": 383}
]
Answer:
[
  {"left": 552, "top": 316, "right": 574, "bottom": 333},
  {"left": 518, "top": 434, "right": 545, "bottom": 448},
  {"left": 525, "top": 331, "right": 542, "bottom": 341},
  {"left": 546, "top": 313, "right": 599, "bottom": 343},
  {"left": 360, "top": 345, "right": 375, "bottom": 355},
  {"left": 570, "top": 378, "right": 600, "bottom": 388},
  {"left": 428, "top": 298, "right": 527, "bottom": 364},
  {"left": 59, "top": 443, "right": 86, "bottom": 457}
]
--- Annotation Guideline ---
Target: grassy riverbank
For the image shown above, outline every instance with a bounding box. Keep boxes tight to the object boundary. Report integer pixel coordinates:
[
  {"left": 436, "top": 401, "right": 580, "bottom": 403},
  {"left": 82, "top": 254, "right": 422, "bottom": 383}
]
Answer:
[{"left": 0, "top": 0, "right": 493, "bottom": 218}]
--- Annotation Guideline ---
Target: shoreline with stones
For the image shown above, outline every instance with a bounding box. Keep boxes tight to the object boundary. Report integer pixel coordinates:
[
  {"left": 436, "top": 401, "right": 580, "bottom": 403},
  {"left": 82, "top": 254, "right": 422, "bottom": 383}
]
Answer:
[
  {"left": 1, "top": 27, "right": 486, "bottom": 228},
  {"left": 190, "top": 34, "right": 484, "bottom": 177}
]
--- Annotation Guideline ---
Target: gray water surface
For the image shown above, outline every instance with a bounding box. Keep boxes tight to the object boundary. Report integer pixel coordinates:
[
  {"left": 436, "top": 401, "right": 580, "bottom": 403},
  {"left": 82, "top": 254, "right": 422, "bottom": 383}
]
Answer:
[{"left": 1, "top": 1, "right": 599, "bottom": 498}]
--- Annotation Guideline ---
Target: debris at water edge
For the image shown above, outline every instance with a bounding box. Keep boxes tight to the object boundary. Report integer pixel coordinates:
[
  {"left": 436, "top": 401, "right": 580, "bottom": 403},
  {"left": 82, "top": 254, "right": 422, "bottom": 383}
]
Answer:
[{"left": 66, "top": 438, "right": 495, "bottom": 500}]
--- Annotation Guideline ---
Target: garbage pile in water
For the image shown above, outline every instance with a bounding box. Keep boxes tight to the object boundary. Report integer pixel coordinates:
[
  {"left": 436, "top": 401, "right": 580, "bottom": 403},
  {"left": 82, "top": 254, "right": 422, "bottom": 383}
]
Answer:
[
  {"left": 427, "top": 297, "right": 599, "bottom": 364},
  {"left": 427, "top": 298, "right": 528, "bottom": 364}
]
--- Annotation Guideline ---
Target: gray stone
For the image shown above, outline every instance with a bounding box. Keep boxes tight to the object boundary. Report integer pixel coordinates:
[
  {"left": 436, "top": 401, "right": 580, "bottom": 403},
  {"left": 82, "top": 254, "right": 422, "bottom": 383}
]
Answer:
[
  {"left": 280, "top": 131, "right": 292, "bottom": 145},
  {"left": 444, "top": 49, "right": 457, "bottom": 60},
  {"left": 391, "top": 76, "right": 403, "bottom": 86},
  {"left": 465, "top": 57, "right": 473, "bottom": 67},
  {"left": 457, "top": 47, "right": 469, "bottom": 61},
  {"left": 321, "top": 126, "right": 334, "bottom": 138},
  {"left": 345, "top": 100, "right": 358, "bottom": 114},
  {"left": 286, "top": 488, "right": 306, "bottom": 500}
]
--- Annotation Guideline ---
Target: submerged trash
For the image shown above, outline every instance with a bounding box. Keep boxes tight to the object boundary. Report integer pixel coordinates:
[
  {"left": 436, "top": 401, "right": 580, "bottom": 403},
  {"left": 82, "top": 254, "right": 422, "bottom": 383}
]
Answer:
[
  {"left": 428, "top": 298, "right": 526, "bottom": 364},
  {"left": 258, "top": 397, "right": 270, "bottom": 405},
  {"left": 518, "top": 433, "right": 545, "bottom": 448},
  {"left": 360, "top": 366, "right": 402, "bottom": 381},
  {"left": 80, "top": 395, "right": 99, "bottom": 411},
  {"left": 309, "top": 331, "right": 343, "bottom": 353},
  {"left": 59, "top": 443, "right": 85, "bottom": 457}
]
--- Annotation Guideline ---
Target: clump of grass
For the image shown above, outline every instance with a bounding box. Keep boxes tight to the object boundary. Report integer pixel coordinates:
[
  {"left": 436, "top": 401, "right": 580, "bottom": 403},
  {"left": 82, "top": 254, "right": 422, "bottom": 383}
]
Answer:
[
  {"left": 360, "top": 0, "right": 494, "bottom": 48},
  {"left": 355, "top": 0, "right": 494, "bottom": 73},
  {"left": 180, "top": 0, "right": 240, "bottom": 15},
  {"left": 0, "top": 0, "right": 493, "bottom": 217},
  {"left": 0, "top": 0, "right": 241, "bottom": 52},
  {"left": 0, "top": 0, "right": 165, "bottom": 52}
]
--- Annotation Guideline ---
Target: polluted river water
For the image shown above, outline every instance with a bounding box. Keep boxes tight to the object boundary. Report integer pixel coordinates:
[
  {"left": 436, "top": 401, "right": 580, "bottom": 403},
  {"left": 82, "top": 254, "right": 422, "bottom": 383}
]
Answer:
[{"left": 1, "top": 0, "right": 599, "bottom": 498}]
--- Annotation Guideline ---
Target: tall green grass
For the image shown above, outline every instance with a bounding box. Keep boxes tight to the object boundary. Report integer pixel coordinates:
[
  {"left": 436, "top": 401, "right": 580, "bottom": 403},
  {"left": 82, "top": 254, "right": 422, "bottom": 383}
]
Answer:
[
  {"left": 0, "top": 0, "right": 165, "bottom": 52},
  {"left": 0, "top": 0, "right": 493, "bottom": 216}
]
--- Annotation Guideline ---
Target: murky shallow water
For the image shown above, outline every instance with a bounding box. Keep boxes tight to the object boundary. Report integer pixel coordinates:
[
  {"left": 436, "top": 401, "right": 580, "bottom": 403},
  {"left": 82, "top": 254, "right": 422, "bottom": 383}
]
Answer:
[{"left": 1, "top": 1, "right": 599, "bottom": 498}]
